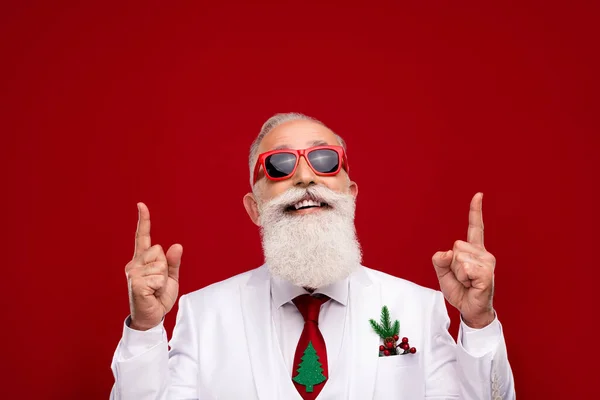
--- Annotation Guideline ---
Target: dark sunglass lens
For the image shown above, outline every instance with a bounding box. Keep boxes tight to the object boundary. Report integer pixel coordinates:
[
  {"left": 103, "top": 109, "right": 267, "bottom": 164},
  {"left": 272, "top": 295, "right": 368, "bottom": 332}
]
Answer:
[
  {"left": 265, "top": 153, "right": 297, "bottom": 178},
  {"left": 308, "top": 149, "right": 340, "bottom": 173}
]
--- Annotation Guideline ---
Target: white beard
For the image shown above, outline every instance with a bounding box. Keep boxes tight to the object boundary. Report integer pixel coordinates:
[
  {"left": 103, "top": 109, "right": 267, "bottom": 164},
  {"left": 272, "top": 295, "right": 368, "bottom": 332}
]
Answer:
[{"left": 257, "top": 184, "right": 362, "bottom": 289}]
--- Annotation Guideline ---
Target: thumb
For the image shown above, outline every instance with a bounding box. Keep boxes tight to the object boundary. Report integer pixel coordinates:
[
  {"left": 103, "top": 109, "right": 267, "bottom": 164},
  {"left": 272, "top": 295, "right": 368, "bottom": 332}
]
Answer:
[
  {"left": 432, "top": 250, "right": 453, "bottom": 274},
  {"left": 166, "top": 244, "right": 183, "bottom": 281}
]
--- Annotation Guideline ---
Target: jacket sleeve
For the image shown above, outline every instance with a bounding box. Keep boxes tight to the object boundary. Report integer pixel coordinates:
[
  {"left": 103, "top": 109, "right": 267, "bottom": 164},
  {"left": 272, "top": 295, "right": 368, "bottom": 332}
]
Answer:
[
  {"left": 426, "top": 291, "right": 515, "bottom": 399},
  {"left": 110, "top": 294, "right": 199, "bottom": 400},
  {"left": 456, "top": 308, "right": 515, "bottom": 399}
]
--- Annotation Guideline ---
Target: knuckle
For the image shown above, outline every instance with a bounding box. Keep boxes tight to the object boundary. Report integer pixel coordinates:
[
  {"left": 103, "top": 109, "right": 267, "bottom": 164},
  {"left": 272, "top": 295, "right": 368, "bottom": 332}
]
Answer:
[
  {"left": 124, "top": 260, "right": 134, "bottom": 272},
  {"left": 464, "top": 262, "right": 477, "bottom": 274},
  {"left": 130, "top": 257, "right": 144, "bottom": 268},
  {"left": 135, "top": 233, "right": 150, "bottom": 244},
  {"left": 145, "top": 275, "right": 156, "bottom": 286},
  {"left": 453, "top": 240, "right": 464, "bottom": 249},
  {"left": 156, "top": 260, "right": 168, "bottom": 271},
  {"left": 450, "top": 260, "right": 461, "bottom": 273},
  {"left": 140, "top": 277, "right": 155, "bottom": 291},
  {"left": 150, "top": 275, "right": 166, "bottom": 288},
  {"left": 126, "top": 265, "right": 141, "bottom": 279}
]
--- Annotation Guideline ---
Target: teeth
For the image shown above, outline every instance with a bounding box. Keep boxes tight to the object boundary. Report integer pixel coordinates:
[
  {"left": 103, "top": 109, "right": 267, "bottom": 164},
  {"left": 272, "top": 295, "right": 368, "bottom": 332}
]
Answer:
[{"left": 293, "top": 199, "right": 322, "bottom": 210}]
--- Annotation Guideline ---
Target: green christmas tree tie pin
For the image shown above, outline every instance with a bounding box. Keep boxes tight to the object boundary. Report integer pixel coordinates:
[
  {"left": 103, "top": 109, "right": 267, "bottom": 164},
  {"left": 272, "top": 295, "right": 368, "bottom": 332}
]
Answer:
[
  {"left": 293, "top": 341, "right": 327, "bottom": 392},
  {"left": 369, "top": 305, "right": 417, "bottom": 357}
]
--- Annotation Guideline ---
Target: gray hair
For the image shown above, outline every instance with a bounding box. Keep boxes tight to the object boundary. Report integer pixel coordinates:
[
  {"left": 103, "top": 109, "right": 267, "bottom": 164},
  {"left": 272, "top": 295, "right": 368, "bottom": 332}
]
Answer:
[{"left": 248, "top": 112, "right": 347, "bottom": 188}]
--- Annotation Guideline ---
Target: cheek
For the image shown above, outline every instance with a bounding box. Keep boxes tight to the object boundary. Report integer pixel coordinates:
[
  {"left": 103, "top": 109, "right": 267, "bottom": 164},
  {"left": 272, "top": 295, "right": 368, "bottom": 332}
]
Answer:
[
  {"left": 323, "top": 176, "right": 351, "bottom": 193},
  {"left": 261, "top": 181, "right": 293, "bottom": 201}
]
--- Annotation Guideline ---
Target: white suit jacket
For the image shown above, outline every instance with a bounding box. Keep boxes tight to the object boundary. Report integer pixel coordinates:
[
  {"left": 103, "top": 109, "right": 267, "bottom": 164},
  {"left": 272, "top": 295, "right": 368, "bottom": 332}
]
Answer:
[{"left": 111, "top": 266, "right": 515, "bottom": 399}]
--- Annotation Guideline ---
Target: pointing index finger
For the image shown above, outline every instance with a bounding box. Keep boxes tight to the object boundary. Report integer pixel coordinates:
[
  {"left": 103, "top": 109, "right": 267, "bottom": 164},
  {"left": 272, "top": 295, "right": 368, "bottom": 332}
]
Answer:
[
  {"left": 134, "top": 202, "right": 151, "bottom": 258},
  {"left": 467, "top": 192, "right": 485, "bottom": 247}
]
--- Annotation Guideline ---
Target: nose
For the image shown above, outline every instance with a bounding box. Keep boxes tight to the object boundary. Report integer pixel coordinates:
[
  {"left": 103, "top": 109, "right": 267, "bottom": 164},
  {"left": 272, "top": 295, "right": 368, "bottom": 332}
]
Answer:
[{"left": 292, "top": 155, "right": 318, "bottom": 188}]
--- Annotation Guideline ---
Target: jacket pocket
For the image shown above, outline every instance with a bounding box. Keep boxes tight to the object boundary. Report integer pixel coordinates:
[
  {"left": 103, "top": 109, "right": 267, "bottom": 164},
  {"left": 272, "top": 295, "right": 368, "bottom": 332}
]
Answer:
[{"left": 373, "top": 354, "right": 424, "bottom": 399}]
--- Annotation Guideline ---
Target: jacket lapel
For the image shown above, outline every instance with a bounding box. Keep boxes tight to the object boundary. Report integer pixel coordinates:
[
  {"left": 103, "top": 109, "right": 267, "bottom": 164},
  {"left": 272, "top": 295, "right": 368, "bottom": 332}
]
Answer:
[
  {"left": 240, "top": 266, "right": 279, "bottom": 400},
  {"left": 347, "top": 267, "right": 381, "bottom": 400}
]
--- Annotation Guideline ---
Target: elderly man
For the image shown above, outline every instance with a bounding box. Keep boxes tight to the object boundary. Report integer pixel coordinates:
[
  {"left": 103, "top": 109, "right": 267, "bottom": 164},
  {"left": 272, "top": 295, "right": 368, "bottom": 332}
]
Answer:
[{"left": 110, "top": 113, "right": 515, "bottom": 399}]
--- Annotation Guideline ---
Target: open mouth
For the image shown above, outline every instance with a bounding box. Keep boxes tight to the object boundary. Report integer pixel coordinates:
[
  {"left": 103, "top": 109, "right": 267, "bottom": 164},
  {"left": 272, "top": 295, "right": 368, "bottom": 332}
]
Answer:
[{"left": 284, "top": 197, "right": 330, "bottom": 212}]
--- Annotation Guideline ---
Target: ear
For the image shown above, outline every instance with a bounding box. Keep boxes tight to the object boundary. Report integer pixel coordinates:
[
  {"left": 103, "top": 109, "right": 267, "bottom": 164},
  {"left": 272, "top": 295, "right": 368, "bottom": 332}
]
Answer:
[
  {"left": 243, "top": 192, "right": 261, "bottom": 226},
  {"left": 348, "top": 180, "right": 358, "bottom": 198}
]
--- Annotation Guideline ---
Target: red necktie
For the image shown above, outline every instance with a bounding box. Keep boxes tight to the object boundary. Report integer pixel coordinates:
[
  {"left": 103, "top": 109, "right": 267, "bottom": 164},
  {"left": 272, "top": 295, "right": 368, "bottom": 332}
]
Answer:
[{"left": 292, "top": 294, "right": 330, "bottom": 400}]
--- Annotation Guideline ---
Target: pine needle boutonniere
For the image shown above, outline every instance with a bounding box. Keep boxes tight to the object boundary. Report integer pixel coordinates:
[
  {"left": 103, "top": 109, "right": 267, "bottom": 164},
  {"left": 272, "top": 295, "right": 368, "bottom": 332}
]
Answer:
[{"left": 369, "top": 305, "right": 417, "bottom": 357}]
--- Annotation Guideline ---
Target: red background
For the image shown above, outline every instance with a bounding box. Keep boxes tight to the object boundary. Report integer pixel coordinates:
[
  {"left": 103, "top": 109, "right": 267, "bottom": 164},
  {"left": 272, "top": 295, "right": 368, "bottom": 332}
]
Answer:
[{"left": 2, "top": 1, "right": 598, "bottom": 398}]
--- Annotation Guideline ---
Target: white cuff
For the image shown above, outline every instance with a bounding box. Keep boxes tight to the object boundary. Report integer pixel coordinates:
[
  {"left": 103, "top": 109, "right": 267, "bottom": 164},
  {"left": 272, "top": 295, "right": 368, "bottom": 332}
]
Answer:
[
  {"left": 118, "top": 316, "right": 167, "bottom": 361},
  {"left": 459, "top": 314, "right": 502, "bottom": 357}
]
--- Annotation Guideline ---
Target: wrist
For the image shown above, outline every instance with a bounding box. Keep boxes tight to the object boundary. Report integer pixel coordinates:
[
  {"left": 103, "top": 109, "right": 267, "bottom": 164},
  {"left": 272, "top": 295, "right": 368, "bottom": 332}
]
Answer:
[
  {"left": 129, "top": 317, "right": 160, "bottom": 331},
  {"left": 462, "top": 310, "right": 495, "bottom": 329}
]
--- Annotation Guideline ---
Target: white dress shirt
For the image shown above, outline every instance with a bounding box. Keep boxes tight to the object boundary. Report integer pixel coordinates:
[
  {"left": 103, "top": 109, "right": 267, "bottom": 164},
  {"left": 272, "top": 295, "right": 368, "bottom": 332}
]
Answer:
[{"left": 270, "top": 275, "right": 349, "bottom": 377}]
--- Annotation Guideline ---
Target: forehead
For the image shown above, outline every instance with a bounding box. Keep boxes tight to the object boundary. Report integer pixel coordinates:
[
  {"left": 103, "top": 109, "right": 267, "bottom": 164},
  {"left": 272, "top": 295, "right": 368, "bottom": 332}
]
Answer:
[{"left": 258, "top": 120, "right": 339, "bottom": 153}]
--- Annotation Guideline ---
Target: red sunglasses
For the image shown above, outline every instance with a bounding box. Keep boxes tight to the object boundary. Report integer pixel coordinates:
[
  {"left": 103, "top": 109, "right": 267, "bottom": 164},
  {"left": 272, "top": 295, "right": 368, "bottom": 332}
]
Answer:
[{"left": 253, "top": 145, "right": 349, "bottom": 185}]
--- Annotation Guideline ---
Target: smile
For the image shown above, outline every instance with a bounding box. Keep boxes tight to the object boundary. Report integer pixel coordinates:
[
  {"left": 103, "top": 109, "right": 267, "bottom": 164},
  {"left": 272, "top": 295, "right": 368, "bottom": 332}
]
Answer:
[{"left": 284, "top": 197, "right": 330, "bottom": 213}]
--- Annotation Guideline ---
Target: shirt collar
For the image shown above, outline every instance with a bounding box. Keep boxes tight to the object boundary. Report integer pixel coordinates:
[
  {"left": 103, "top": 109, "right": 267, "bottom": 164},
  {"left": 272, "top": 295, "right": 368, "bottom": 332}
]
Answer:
[{"left": 270, "top": 273, "right": 350, "bottom": 309}]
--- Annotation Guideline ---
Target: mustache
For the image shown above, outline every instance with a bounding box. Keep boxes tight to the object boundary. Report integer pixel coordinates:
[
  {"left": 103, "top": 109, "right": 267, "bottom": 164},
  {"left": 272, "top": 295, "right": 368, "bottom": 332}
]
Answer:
[{"left": 260, "top": 185, "right": 352, "bottom": 212}]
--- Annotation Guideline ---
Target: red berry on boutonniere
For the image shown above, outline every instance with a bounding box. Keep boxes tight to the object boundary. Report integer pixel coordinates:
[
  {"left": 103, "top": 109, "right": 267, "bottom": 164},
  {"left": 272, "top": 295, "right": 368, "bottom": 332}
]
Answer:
[
  {"left": 383, "top": 350, "right": 390, "bottom": 356},
  {"left": 386, "top": 341, "right": 394, "bottom": 349},
  {"left": 393, "top": 334, "right": 399, "bottom": 341},
  {"left": 410, "top": 347, "right": 417, "bottom": 354},
  {"left": 402, "top": 337, "right": 409, "bottom": 343},
  {"left": 379, "top": 345, "right": 385, "bottom": 351}
]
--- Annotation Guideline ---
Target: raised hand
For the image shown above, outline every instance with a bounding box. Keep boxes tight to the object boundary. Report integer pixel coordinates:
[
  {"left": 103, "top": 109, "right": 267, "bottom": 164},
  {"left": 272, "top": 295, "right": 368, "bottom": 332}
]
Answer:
[
  {"left": 431, "top": 193, "right": 496, "bottom": 328},
  {"left": 125, "top": 202, "right": 183, "bottom": 331}
]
